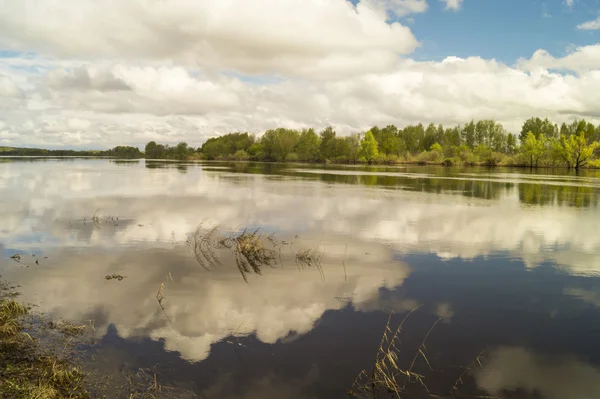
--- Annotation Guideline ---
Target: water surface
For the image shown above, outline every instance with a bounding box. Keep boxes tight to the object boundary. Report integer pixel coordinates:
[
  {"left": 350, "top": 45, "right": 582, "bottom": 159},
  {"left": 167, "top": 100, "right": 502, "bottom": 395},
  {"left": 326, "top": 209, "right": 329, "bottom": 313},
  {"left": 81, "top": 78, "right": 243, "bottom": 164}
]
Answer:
[{"left": 2, "top": 158, "right": 600, "bottom": 398}]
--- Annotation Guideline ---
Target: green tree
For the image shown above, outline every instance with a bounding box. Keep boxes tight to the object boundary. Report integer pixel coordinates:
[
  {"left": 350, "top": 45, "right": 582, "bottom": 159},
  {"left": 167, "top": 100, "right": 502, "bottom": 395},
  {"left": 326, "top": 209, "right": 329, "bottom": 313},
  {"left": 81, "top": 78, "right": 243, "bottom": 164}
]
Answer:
[
  {"left": 359, "top": 130, "right": 379, "bottom": 164},
  {"left": 555, "top": 132, "right": 600, "bottom": 170},
  {"left": 145, "top": 141, "right": 158, "bottom": 159},
  {"left": 521, "top": 132, "right": 546, "bottom": 168},
  {"left": 461, "top": 121, "right": 476, "bottom": 148},
  {"left": 520, "top": 117, "right": 557, "bottom": 143},
  {"left": 319, "top": 126, "right": 337, "bottom": 161},
  {"left": 346, "top": 133, "right": 362, "bottom": 164},
  {"left": 506, "top": 133, "right": 517, "bottom": 154},
  {"left": 296, "top": 128, "right": 320, "bottom": 162}
]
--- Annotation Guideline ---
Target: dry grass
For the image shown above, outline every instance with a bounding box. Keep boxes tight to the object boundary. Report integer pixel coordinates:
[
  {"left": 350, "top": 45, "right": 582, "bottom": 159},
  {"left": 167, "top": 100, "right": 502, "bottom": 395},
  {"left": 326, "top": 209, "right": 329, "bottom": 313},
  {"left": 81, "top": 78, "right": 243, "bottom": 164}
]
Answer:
[
  {"left": 188, "top": 224, "right": 280, "bottom": 283},
  {"left": 47, "top": 320, "right": 88, "bottom": 337},
  {"left": 295, "top": 247, "right": 325, "bottom": 282},
  {"left": 186, "top": 224, "right": 221, "bottom": 270},
  {"left": 349, "top": 307, "right": 441, "bottom": 399},
  {"left": 0, "top": 299, "right": 89, "bottom": 398}
]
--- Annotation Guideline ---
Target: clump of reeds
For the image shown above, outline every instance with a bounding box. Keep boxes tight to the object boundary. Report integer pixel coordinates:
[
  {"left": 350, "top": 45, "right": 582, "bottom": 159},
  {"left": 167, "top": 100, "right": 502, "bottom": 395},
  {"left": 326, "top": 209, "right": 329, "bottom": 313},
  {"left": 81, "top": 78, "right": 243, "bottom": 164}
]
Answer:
[
  {"left": 188, "top": 223, "right": 281, "bottom": 282},
  {"left": 349, "top": 307, "right": 441, "bottom": 398},
  {"left": 220, "top": 228, "right": 278, "bottom": 283}
]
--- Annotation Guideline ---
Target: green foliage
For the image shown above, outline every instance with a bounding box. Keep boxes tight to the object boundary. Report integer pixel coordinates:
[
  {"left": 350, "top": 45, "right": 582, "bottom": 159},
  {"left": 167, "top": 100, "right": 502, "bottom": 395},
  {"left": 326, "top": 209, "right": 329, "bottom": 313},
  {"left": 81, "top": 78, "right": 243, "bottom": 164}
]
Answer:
[
  {"left": 555, "top": 132, "right": 600, "bottom": 170},
  {"left": 232, "top": 149, "right": 250, "bottom": 161},
  {"left": 520, "top": 132, "right": 547, "bottom": 168},
  {"left": 359, "top": 131, "right": 379, "bottom": 164},
  {"left": 201, "top": 133, "right": 255, "bottom": 160},
  {"left": 102, "top": 146, "right": 143, "bottom": 158},
  {"left": 520, "top": 117, "right": 557, "bottom": 143},
  {"left": 296, "top": 128, "right": 320, "bottom": 162}
]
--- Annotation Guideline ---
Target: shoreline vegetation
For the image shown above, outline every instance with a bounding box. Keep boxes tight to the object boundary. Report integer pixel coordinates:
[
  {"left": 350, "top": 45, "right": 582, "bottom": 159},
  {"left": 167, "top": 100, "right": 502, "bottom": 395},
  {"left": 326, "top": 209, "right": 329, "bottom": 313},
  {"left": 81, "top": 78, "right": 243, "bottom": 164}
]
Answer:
[{"left": 2, "top": 117, "right": 600, "bottom": 170}]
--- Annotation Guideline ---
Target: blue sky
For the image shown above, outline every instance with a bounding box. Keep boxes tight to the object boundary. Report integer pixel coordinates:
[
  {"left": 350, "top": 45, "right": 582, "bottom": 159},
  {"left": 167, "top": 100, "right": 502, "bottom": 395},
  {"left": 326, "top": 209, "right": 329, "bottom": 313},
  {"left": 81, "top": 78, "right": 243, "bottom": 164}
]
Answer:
[
  {"left": 2, "top": 0, "right": 600, "bottom": 148},
  {"left": 381, "top": 0, "right": 600, "bottom": 62}
]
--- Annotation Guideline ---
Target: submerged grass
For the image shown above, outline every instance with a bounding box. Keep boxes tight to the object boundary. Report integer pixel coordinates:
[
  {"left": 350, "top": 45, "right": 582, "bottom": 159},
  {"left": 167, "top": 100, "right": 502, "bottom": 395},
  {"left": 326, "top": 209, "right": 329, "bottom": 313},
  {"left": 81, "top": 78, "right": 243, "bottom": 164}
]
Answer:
[
  {"left": 349, "top": 308, "right": 495, "bottom": 399},
  {"left": 295, "top": 247, "right": 325, "bottom": 282},
  {"left": 188, "top": 224, "right": 279, "bottom": 282},
  {"left": 349, "top": 307, "right": 439, "bottom": 399},
  {"left": 0, "top": 299, "right": 89, "bottom": 399}
]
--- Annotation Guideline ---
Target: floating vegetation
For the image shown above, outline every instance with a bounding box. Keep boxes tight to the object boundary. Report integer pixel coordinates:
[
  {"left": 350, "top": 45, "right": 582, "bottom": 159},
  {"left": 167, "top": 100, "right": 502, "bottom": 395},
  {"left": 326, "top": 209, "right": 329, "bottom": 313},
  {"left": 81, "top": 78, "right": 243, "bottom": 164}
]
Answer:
[
  {"left": 349, "top": 307, "right": 441, "bottom": 398},
  {"left": 82, "top": 209, "right": 121, "bottom": 228},
  {"left": 105, "top": 274, "right": 126, "bottom": 281}
]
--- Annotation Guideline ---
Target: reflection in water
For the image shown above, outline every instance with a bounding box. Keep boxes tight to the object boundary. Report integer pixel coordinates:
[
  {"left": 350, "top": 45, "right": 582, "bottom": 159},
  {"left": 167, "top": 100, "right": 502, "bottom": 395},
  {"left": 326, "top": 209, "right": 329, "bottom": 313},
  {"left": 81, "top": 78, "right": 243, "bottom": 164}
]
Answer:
[
  {"left": 4, "top": 237, "right": 409, "bottom": 363},
  {"left": 3, "top": 159, "right": 600, "bottom": 397},
  {"left": 478, "top": 347, "right": 600, "bottom": 399}
]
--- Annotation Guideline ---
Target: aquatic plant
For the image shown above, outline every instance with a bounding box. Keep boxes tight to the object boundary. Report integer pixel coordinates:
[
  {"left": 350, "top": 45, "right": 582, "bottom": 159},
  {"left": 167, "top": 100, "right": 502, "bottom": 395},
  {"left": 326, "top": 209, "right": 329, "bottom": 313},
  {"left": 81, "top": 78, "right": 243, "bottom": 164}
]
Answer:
[{"left": 349, "top": 307, "right": 441, "bottom": 399}]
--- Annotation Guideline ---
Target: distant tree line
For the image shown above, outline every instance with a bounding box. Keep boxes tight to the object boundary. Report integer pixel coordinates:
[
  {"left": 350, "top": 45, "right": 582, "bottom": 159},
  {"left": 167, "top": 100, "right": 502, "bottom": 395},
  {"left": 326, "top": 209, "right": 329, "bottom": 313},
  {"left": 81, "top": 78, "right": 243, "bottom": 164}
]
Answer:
[
  {"left": 3, "top": 117, "right": 600, "bottom": 169},
  {"left": 193, "top": 117, "right": 600, "bottom": 170},
  {"left": 144, "top": 141, "right": 196, "bottom": 160}
]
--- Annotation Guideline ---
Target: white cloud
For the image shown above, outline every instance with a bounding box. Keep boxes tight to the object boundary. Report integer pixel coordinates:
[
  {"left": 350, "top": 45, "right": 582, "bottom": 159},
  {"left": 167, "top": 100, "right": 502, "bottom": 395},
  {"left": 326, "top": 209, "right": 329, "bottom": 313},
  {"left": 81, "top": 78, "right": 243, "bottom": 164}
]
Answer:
[
  {"left": 0, "top": 0, "right": 418, "bottom": 79},
  {"left": 577, "top": 17, "right": 600, "bottom": 30},
  {"left": 565, "top": 0, "right": 575, "bottom": 8},
  {"left": 441, "top": 0, "right": 463, "bottom": 10},
  {"left": 0, "top": 74, "right": 23, "bottom": 98},
  {"left": 477, "top": 347, "right": 600, "bottom": 399},
  {"left": 368, "top": 0, "right": 429, "bottom": 16},
  {"left": 1, "top": 1, "right": 600, "bottom": 148}
]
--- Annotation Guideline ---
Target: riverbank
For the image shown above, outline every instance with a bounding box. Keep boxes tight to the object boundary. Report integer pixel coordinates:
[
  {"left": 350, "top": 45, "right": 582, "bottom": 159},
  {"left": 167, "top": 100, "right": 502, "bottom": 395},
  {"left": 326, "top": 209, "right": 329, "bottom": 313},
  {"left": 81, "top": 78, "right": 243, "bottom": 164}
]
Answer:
[{"left": 0, "top": 285, "right": 90, "bottom": 398}]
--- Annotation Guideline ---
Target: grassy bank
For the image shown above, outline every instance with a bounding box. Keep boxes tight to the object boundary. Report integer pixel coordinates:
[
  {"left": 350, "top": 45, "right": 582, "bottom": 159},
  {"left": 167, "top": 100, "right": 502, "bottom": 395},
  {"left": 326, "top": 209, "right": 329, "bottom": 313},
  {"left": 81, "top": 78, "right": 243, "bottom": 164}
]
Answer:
[{"left": 0, "top": 297, "right": 89, "bottom": 398}]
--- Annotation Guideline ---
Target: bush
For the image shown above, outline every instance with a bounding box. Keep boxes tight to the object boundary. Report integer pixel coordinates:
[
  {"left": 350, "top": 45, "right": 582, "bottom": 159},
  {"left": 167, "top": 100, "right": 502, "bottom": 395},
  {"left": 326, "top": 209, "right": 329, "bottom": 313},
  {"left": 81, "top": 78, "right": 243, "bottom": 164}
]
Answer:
[
  {"left": 483, "top": 152, "right": 504, "bottom": 167},
  {"left": 233, "top": 150, "right": 250, "bottom": 161},
  {"left": 285, "top": 152, "right": 300, "bottom": 162},
  {"left": 441, "top": 158, "right": 453, "bottom": 167}
]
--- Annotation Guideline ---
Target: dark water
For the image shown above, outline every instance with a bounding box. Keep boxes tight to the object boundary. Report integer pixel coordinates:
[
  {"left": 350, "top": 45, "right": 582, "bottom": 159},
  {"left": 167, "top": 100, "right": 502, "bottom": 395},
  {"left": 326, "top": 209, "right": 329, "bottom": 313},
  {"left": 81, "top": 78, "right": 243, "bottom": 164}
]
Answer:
[{"left": 2, "top": 158, "right": 600, "bottom": 398}]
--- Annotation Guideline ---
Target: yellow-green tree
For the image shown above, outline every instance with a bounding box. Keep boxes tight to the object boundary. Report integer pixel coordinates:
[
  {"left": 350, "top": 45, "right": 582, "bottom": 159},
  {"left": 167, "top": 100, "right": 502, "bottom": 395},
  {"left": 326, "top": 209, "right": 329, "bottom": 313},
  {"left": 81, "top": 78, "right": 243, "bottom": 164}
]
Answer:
[
  {"left": 359, "top": 130, "right": 379, "bottom": 164},
  {"left": 554, "top": 132, "right": 599, "bottom": 170},
  {"left": 521, "top": 132, "right": 546, "bottom": 168}
]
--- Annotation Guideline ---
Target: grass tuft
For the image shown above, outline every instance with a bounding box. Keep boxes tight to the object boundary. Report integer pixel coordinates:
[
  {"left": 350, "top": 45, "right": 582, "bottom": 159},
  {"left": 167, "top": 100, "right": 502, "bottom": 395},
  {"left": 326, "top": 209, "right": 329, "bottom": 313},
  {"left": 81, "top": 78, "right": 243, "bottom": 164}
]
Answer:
[{"left": 0, "top": 299, "right": 90, "bottom": 398}]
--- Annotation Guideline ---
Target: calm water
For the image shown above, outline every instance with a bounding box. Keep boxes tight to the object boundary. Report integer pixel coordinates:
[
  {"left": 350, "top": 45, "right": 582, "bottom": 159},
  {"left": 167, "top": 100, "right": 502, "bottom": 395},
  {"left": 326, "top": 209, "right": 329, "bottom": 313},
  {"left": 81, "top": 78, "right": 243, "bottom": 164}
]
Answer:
[{"left": 2, "top": 158, "right": 600, "bottom": 398}]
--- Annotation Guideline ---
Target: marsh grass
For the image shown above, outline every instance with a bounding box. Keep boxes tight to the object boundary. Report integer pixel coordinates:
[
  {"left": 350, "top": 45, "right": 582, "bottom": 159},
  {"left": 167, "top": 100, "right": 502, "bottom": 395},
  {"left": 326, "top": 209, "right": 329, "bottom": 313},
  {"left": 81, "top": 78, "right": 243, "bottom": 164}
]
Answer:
[
  {"left": 228, "top": 229, "right": 278, "bottom": 282},
  {"left": 47, "top": 320, "right": 88, "bottom": 337},
  {"left": 186, "top": 224, "right": 221, "bottom": 270},
  {"left": 295, "top": 247, "right": 325, "bottom": 282},
  {"left": 188, "top": 224, "right": 280, "bottom": 282},
  {"left": 0, "top": 299, "right": 89, "bottom": 398},
  {"left": 349, "top": 307, "right": 442, "bottom": 399}
]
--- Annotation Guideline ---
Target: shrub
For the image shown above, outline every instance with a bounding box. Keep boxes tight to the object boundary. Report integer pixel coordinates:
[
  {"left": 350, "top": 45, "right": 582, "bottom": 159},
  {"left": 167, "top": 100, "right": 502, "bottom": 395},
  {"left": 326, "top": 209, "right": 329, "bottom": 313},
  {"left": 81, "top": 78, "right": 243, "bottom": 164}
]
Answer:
[
  {"left": 233, "top": 150, "right": 250, "bottom": 161},
  {"left": 285, "top": 153, "right": 300, "bottom": 162}
]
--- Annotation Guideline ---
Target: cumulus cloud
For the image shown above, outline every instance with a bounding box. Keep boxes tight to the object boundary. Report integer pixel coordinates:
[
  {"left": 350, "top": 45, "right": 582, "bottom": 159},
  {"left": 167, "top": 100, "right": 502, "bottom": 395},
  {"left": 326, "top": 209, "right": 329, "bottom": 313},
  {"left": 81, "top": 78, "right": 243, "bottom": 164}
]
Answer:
[
  {"left": 477, "top": 347, "right": 600, "bottom": 399},
  {"left": 0, "top": 0, "right": 418, "bottom": 79},
  {"left": 0, "top": 74, "right": 22, "bottom": 98},
  {"left": 577, "top": 17, "right": 600, "bottom": 30},
  {"left": 441, "top": 0, "right": 463, "bottom": 10},
  {"left": 0, "top": 1, "right": 600, "bottom": 149},
  {"left": 2, "top": 239, "right": 410, "bottom": 362},
  {"left": 2, "top": 161, "right": 600, "bottom": 275}
]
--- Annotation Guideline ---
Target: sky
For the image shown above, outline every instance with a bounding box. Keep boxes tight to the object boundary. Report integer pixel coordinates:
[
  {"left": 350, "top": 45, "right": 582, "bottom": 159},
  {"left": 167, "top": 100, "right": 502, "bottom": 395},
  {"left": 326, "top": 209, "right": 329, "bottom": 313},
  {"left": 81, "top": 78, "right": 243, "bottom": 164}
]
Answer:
[{"left": 2, "top": 0, "right": 600, "bottom": 149}]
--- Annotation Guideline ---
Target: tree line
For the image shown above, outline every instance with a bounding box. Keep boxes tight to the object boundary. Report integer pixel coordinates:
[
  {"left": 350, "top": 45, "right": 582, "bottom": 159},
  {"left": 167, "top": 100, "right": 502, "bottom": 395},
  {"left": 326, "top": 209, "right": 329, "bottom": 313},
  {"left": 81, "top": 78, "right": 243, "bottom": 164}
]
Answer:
[
  {"left": 194, "top": 117, "right": 600, "bottom": 170},
  {"left": 3, "top": 117, "right": 600, "bottom": 169}
]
